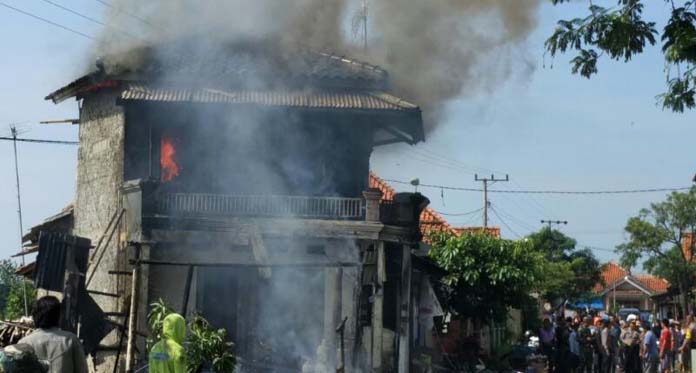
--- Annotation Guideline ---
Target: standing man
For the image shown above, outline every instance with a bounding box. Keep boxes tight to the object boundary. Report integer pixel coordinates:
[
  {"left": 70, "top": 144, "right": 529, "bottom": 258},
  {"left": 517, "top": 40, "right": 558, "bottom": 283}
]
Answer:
[
  {"left": 150, "top": 313, "right": 187, "bottom": 373},
  {"left": 644, "top": 325, "right": 660, "bottom": 373},
  {"left": 578, "top": 316, "right": 595, "bottom": 373},
  {"left": 621, "top": 319, "right": 642, "bottom": 373},
  {"left": 570, "top": 320, "right": 581, "bottom": 372},
  {"left": 659, "top": 318, "right": 673, "bottom": 373},
  {"left": 555, "top": 316, "right": 571, "bottom": 373},
  {"left": 672, "top": 320, "right": 682, "bottom": 373},
  {"left": 18, "top": 296, "right": 88, "bottom": 373},
  {"left": 540, "top": 317, "right": 556, "bottom": 372},
  {"left": 601, "top": 319, "right": 615, "bottom": 373}
]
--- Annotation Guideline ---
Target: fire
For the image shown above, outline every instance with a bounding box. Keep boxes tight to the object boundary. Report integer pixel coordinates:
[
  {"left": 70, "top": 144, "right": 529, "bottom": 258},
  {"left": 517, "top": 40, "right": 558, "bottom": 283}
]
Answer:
[{"left": 160, "top": 135, "right": 180, "bottom": 182}]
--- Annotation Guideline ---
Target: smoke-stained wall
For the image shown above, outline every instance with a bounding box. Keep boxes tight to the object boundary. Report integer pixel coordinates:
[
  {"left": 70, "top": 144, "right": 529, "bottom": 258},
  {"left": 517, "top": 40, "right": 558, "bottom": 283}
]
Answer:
[
  {"left": 123, "top": 103, "right": 375, "bottom": 197},
  {"left": 74, "top": 92, "right": 126, "bottom": 372}
]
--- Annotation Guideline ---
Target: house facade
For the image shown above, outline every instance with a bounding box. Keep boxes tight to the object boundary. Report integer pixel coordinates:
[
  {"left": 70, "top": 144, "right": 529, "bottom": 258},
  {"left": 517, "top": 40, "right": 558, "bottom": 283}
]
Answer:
[
  {"left": 42, "top": 41, "right": 434, "bottom": 372},
  {"left": 594, "top": 262, "right": 669, "bottom": 313}
]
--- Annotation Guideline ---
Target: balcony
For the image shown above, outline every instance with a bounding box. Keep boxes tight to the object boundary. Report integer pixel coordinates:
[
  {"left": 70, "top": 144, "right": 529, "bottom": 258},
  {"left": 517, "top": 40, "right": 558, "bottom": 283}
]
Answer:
[{"left": 154, "top": 192, "right": 365, "bottom": 220}]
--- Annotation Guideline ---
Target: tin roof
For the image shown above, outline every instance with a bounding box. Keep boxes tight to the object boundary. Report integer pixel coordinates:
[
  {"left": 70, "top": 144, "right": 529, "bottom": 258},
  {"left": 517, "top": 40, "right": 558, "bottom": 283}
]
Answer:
[
  {"left": 47, "top": 42, "right": 392, "bottom": 103},
  {"left": 119, "top": 83, "right": 419, "bottom": 112}
]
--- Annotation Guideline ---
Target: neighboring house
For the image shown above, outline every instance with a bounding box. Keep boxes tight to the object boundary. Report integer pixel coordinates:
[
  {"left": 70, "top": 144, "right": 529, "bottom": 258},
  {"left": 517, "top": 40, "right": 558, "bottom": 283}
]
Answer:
[
  {"left": 594, "top": 262, "right": 669, "bottom": 313},
  {"left": 369, "top": 172, "right": 501, "bottom": 240}
]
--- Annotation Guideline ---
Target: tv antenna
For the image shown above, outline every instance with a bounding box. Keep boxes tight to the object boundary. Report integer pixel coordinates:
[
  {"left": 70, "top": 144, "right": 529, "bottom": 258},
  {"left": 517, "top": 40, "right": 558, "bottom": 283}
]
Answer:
[{"left": 2, "top": 123, "right": 79, "bottom": 316}]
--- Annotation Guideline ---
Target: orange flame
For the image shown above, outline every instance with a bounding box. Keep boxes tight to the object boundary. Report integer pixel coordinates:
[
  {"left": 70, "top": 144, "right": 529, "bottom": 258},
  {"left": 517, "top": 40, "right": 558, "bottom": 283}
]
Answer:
[{"left": 160, "top": 135, "right": 180, "bottom": 182}]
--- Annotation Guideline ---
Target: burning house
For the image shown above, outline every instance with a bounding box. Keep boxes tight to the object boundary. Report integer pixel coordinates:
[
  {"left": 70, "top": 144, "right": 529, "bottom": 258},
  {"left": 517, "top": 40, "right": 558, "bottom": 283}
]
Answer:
[{"left": 43, "top": 40, "right": 433, "bottom": 372}]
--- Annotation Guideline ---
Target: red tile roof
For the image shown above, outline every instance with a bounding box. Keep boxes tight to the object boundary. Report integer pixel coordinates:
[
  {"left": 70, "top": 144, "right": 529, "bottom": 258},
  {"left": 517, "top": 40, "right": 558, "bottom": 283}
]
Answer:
[
  {"left": 593, "top": 262, "right": 669, "bottom": 294},
  {"left": 368, "top": 172, "right": 500, "bottom": 239},
  {"left": 593, "top": 262, "right": 627, "bottom": 293},
  {"left": 634, "top": 274, "right": 669, "bottom": 293}
]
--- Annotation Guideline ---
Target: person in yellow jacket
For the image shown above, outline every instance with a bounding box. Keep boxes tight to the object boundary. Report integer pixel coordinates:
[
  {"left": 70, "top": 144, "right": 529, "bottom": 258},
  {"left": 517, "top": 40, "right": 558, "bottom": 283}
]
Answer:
[{"left": 149, "top": 313, "right": 186, "bottom": 373}]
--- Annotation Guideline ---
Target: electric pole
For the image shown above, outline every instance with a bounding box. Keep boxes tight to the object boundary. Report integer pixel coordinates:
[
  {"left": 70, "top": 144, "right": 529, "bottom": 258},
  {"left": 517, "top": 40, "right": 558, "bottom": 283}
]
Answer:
[
  {"left": 540, "top": 220, "right": 568, "bottom": 229},
  {"left": 10, "top": 125, "right": 28, "bottom": 317},
  {"left": 475, "top": 174, "right": 509, "bottom": 228}
]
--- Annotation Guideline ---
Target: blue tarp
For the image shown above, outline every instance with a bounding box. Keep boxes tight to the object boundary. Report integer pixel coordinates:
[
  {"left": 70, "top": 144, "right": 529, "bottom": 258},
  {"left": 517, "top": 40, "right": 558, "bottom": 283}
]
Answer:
[{"left": 569, "top": 298, "right": 604, "bottom": 310}]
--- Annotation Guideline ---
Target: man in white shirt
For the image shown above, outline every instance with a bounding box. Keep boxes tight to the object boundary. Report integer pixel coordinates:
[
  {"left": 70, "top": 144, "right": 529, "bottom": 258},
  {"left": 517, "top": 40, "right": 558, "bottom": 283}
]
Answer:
[{"left": 19, "top": 296, "right": 88, "bottom": 373}]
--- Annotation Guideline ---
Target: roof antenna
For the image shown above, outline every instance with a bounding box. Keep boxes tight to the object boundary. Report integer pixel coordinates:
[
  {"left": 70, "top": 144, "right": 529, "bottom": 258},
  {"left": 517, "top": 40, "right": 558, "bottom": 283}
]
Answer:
[{"left": 352, "top": 0, "right": 368, "bottom": 52}]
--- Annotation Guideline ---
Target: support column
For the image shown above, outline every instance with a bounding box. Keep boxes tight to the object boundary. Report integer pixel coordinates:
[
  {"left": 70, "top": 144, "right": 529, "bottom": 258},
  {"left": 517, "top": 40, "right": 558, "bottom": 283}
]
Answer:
[
  {"left": 321, "top": 267, "right": 343, "bottom": 369},
  {"left": 398, "top": 245, "right": 412, "bottom": 372},
  {"left": 372, "top": 241, "right": 386, "bottom": 372},
  {"left": 363, "top": 189, "right": 382, "bottom": 222}
]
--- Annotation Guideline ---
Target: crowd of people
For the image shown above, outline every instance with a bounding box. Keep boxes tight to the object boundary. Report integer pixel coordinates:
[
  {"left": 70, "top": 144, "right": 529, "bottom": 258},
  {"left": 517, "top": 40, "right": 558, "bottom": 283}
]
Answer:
[{"left": 538, "top": 311, "right": 696, "bottom": 373}]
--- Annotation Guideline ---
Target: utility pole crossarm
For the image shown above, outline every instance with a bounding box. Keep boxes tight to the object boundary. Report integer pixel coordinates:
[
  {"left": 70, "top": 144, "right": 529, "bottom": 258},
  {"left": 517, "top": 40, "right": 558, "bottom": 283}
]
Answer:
[
  {"left": 540, "top": 220, "right": 568, "bottom": 229},
  {"left": 474, "top": 174, "right": 509, "bottom": 228}
]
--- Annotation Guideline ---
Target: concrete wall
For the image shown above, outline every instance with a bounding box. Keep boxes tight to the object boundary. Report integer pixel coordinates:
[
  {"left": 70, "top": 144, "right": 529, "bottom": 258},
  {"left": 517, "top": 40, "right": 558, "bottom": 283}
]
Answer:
[{"left": 74, "top": 92, "right": 125, "bottom": 372}]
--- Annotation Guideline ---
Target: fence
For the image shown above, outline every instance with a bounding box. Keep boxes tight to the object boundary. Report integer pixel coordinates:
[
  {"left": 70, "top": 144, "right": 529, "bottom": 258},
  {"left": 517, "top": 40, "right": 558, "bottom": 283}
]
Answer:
[{"left": 156, "top": 193, "right": 364, "bottom": 219}]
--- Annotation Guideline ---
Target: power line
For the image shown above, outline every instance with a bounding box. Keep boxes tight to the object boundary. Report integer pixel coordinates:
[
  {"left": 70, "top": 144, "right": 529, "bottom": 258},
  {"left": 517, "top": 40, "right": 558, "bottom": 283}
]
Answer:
[
  {"left": 489, "top": 203, "right": 538, "bottom": 232},
  {"left": 38, "top": 0, "right": 141, "bottom": 40},
  {"left": 490, "top": 205, "right": 522, "bottom": 239},
  {"left": 437, "top": 209, "right": 482, "bottom": 217},
  {"left": 0, "top": 1, "right": 94, "bottom": 39},
  {"left": 383, "top": 178, "right": 690, "bottom": 195},
  {"left": 92, "top": 0, "right": 160, "bottom": 30},
  {"left": 434, "top": 207, "right": 483, "bottom": 217},
  {"left": 39, "top": 0, "right": 105, "bottom": 26},
  {"left": 0, "top": 137, "right": 78, "bottom": 145}
]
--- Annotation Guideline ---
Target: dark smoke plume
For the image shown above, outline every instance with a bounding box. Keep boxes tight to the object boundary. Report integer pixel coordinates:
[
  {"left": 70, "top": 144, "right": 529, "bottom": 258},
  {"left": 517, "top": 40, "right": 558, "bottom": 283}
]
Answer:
[{"left": 95, "top": 0, "right": 541, "bottom": 132}]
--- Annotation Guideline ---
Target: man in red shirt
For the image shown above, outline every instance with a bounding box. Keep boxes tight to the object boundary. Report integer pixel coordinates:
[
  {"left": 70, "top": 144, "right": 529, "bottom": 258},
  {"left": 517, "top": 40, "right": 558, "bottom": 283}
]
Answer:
[{"left": 659, "top": 318, "right": 673, "bottom": 373}]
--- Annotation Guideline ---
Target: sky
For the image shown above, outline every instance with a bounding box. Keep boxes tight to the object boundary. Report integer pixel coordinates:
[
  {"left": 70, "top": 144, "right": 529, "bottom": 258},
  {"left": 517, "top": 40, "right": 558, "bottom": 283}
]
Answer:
[{"left": 1, "top": 1, "right": 695, "bottom": 269}]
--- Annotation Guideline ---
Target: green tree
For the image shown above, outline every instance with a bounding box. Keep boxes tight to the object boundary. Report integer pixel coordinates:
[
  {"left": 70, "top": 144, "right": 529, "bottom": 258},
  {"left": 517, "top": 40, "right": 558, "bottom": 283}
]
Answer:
[
  {"left": 4, "top": 280, "right": 36, "bottom": 321},
  {"left": 527, "top": 228, "right": 603, "bottom": 303},
  {"left": 616, "top": 186, "right": 696, "bottom": 313},
  {"left": 428, "top": 232, "right": 544, "bottom": 322},
  {"left": 0, "top": 260, "right": 20, "bottom": 316},
  {"left": 0, "top": 260, "right": 36, "bottom": 320},
  {"left": 546, "top": 0, "right": 696, "bottom": 112}
]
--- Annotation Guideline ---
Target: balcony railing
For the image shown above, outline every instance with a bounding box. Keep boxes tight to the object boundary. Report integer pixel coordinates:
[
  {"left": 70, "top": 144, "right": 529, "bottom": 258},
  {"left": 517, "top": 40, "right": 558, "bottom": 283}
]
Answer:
[{"left": 155, "top": 192, "right": 365, "bottom": 219}]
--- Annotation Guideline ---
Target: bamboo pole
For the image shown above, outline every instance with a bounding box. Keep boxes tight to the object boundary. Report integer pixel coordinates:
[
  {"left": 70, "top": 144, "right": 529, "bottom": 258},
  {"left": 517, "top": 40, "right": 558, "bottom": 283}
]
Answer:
[{"left": 125, "top": 244, "right": 142, "bottom": 372}]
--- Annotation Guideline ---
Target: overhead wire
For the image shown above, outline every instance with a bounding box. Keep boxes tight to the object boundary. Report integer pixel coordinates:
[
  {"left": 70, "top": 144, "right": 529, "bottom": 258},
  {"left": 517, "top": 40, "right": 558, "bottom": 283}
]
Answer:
[
  {"left": 383, "top": 178, "right": 690, "bottom": 195},
  {"left": 489, "top": 203, "right": 537, "bottom": 232},
  {"left": 91, "top": 0, "right": 161, "bottom": 30},
  {"left": 0, "top": 1, "right": 94, "bottom": 39},
  {"left": 0, "top": 137, "right": 78, "bottom": 145},
  {"left": 39, "top": 0, "right": 105, "bottom": 26},
  {"left": 489, "top": 205, "right": 522, "bottom": 239},
  {"left": 37, "top": 0, "right": 140, "bottom": 40},
  {"left": 434, "top": 207, "right": 483, "bottom": 217}
]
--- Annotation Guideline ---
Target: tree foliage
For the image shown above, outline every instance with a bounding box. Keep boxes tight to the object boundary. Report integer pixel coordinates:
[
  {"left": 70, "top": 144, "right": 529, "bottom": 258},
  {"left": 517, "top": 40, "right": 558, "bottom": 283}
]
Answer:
[
  {"left": 0, "top": 260, "right": 36, "bottom": 320},
  {"left": 527, "top": 227, "right": 602, "bottom": 302},
  {"left": 428, "top": 232, "right": 544, "bottom": 322},
  {"left": 616, "top": 186, "right": 696, "bottom": 311},
  {"left": 547, "top": 0, "right": 696, "bottom": 112}
]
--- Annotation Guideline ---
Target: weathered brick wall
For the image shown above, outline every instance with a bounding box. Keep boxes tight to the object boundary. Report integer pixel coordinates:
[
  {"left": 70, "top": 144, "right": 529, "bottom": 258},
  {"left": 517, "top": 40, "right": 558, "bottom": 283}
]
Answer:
[{"left": 74, "top": 92, "right": 125, "bottom": 372}]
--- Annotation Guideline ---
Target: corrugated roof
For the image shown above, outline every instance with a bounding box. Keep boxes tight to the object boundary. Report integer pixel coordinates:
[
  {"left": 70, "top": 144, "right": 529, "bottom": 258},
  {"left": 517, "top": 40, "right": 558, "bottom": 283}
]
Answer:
[
  {"left": 47, "top": 43, "right": 391, "bottom": 103},
  {"left": 119, "top": 84, "right": 419, "bottom": 112}
]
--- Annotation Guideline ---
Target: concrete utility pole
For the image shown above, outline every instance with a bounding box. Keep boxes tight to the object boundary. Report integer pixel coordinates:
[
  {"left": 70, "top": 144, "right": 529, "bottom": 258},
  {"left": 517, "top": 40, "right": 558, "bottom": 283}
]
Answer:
[
  {"left": 10, "top": 125, "right": 29, "bottom": 317},
  {"left": 474, "top": 174, "right": 509, "bottom": 228},
  {"left": 540, "top": 220, "right": 568, "bottom": 229}
]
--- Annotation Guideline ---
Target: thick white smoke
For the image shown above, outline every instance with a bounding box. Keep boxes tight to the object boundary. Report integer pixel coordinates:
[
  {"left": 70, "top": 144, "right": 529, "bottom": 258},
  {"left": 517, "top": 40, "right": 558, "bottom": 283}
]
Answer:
[{"left": 95, "top": 0, "right": 541, "bottom": 132}]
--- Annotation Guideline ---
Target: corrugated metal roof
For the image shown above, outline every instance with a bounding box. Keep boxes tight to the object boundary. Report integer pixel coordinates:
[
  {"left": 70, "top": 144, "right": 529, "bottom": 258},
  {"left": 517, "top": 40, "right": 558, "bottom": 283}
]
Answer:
[{"left": 120, "top": 83, "right": 419, "bottom": 112}]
